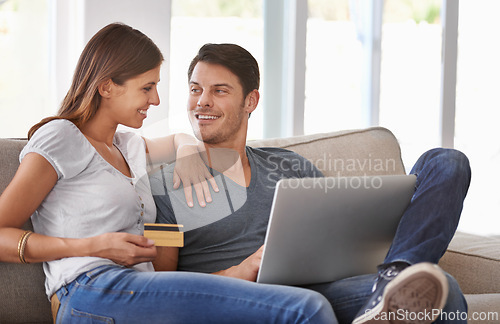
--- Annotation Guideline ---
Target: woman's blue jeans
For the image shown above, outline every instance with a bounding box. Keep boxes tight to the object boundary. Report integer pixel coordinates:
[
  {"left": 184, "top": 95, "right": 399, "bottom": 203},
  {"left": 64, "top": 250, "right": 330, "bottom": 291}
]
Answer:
[
  {"left": 55, "top": 265, "right": 336, "bottom": 324},
  {"left": 303, "top": 148, "right": 472, "bottom": 323}
]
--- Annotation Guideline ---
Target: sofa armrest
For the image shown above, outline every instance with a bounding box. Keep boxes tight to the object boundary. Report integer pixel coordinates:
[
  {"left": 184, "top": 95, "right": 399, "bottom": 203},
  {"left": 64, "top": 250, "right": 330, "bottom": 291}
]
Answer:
[{"left": 439, "top": 231, "right": 500, "bottom": 294}]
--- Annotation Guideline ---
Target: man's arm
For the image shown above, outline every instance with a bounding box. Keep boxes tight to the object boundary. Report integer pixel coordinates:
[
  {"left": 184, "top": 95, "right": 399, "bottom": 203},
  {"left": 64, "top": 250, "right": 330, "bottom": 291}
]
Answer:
[
  {"left": 150, "top": 168, "right": 182, "bottom": 272},
  {"left": 153, "top": 247, "right": 179, "bottom": 271},
  {"left": 153, "top": 245, "right": 263, "bottom": 282},
  {"left": 212, "top": 245, "right": 264, "bottom": 282}
]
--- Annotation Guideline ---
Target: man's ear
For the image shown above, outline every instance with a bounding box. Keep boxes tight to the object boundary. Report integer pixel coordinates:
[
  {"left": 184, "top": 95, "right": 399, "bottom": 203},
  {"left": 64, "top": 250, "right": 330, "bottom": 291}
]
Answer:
[
  {"left": 245, "top": 89, "right": 260, "bottom": 115},
  {"left": 98, "top": 79, "right": 113, "bottom": 98}
]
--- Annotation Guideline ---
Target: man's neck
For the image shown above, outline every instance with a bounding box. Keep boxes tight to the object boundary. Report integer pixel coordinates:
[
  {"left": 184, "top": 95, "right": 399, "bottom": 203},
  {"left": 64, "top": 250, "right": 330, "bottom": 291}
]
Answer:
[{"left": 201, "top": 143, "right": 251, "bottom": 187}]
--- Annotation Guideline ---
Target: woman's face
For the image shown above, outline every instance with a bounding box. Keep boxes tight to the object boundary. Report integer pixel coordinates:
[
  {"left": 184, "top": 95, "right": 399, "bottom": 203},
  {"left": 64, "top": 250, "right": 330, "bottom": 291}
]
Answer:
[{"left": 102, "top": 66, "right": 161, "bottom": 129}]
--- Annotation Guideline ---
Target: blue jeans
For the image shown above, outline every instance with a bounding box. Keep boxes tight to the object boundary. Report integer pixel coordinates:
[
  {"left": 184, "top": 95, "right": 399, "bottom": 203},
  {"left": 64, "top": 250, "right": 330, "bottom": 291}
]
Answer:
[
  {"left": 55, "top": 265, "right": 336, "bottom": 324},
  {"left": 303, "top": 148, "right": 471, "bottom": 323}
]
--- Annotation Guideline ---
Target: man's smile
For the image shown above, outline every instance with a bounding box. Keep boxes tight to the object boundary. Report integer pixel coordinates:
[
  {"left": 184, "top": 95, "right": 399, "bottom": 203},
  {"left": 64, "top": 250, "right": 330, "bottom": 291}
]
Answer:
[{"left": 194, "top": 112, "right": 221, "bottom": 121}]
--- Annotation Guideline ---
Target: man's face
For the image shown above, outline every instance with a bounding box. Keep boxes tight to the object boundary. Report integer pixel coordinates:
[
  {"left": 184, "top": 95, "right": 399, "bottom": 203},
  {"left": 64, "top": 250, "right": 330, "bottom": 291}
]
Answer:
[{"left": 187, "top": 62, "right": 249, "bottom": 146}]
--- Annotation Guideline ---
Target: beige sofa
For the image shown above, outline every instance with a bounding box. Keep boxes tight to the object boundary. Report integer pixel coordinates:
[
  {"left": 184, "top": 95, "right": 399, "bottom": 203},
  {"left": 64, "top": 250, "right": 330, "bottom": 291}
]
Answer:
[{"left": 1, "top": 127, "right": 499, "bottom": 323}]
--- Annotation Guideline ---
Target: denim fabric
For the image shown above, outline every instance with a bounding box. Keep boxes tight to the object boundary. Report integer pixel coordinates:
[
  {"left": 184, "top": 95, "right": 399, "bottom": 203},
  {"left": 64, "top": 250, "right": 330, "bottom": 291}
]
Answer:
[
  {"left": 304, "top": 272, "right": 466, "bottom": 323},
  {"left": 385, "top": 148, "right": 471, "bottom": 265},
  {"left": 55, "top": 265, "right": 336, "bottom": 324},
  {"left": 303, "top": 148, "right": 471, "bottom": 323}
]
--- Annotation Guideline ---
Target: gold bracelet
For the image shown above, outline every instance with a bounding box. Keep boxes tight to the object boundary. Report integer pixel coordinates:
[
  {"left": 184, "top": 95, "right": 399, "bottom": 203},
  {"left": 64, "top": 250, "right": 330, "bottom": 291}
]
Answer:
[
  {"left": 19, "top": 231, "right": 33, "bottom": 264},
  {"left": 17, "top": 231, "right": 29, "bottom": 261},
  {"left": 18, "top": 230, "right": 33, "bottom": 264}
]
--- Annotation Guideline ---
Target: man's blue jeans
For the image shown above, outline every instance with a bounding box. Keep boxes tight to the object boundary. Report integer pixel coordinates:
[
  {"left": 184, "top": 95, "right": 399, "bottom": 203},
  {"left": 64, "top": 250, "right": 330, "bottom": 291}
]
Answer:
[
  {"left": 55, "top": 265, "right": 335, "bottom": 324},
  {"left": 303, "top": 148, "right": 472, "bottom": 323}
]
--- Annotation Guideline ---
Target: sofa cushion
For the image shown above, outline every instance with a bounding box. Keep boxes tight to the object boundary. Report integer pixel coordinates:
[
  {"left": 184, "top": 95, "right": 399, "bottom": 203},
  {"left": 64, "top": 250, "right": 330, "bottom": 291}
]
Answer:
[
  {"left": 249, "top": 127, "right": 406, "bottom": 177},
  {"left": 0, "top": 262, "right": 52, "bottom": 323},
  {"left": 440, "top": 231, "right": 500, "bottom": 295}
]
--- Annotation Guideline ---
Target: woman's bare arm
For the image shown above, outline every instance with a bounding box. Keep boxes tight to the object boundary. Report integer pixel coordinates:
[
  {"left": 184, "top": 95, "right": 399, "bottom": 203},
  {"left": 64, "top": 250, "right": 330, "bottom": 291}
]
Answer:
[{"left": 0, "top": 153, "right": 156, "bottom": 266}]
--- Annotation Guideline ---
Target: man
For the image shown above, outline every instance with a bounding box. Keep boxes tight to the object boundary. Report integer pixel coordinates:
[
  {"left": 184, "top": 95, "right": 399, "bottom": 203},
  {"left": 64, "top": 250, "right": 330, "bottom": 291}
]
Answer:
[{"left": 150, "top": 43, "right": 471, "bottom": 323}]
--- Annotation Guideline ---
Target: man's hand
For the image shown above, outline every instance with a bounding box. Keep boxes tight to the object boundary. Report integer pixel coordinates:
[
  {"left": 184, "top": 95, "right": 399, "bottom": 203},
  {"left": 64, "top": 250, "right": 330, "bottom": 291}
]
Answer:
[
  {"left": 86, "top": 232, "right": 157, "bottom": 267},
  {"left": 213, "top": 245, "right": 263, "bottom": 281},
  {"left": 173, "top": 144, "right": 218, "bottom": 207}
]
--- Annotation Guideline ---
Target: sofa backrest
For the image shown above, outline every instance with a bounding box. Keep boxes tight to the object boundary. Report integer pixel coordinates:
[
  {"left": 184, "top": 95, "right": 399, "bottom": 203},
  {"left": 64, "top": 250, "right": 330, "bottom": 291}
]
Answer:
[
  {"left": 0, "top": 139, "right": 27, "bottom": 193},
  {"left": 0, "top": 138, "right": 52, "bottom": 323},
  {"left": 249, "top": 127, "right": 405, "bottom": 177}
]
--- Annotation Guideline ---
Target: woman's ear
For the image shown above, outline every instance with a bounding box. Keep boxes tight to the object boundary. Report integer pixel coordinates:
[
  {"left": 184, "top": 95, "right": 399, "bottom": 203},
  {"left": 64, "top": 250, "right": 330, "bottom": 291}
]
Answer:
[{"left": 98, "top": 79, "right": 113, "bottom": 98}]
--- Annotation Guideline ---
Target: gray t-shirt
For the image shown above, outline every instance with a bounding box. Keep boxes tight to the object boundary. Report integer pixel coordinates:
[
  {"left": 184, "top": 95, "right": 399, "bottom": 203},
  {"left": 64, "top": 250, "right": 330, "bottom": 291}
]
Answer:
[{"left": 150, "top": 146, "right": 322, "bottom": 273}]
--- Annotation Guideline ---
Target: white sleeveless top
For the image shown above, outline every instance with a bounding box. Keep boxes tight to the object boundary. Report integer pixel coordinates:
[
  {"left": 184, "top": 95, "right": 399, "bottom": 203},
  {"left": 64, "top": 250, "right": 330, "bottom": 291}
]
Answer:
[{"left": 20, "top": 119, "right": 156, "bottom": 298}]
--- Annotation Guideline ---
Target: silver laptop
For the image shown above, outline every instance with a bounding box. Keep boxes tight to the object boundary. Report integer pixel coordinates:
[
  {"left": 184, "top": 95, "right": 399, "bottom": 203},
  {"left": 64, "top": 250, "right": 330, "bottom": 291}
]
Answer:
[{"left": 256, "top": 174, "right": 416, "bottom": 286}]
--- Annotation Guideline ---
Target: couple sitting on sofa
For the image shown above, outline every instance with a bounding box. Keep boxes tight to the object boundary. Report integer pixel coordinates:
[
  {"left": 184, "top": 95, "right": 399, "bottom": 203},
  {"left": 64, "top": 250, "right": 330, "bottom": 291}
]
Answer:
[{"left": 0, "top": 22, "right": 470, "bottom": 324}]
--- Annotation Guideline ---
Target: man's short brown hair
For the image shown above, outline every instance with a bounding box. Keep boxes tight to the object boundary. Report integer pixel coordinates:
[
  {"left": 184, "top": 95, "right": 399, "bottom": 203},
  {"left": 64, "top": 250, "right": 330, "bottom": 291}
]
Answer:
[{"left": 188, "top": 43, "right": 260, "bottom": 98}]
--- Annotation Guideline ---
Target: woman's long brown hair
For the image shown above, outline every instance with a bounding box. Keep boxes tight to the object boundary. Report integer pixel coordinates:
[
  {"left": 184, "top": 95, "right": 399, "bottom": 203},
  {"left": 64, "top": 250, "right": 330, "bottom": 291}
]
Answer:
[{"left": 28, "top": 23, "right": 163, "bottom": 139}]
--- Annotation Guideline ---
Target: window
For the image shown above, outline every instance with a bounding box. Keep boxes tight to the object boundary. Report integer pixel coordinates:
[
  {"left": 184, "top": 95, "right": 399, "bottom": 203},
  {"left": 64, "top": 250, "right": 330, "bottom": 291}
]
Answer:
[
  {"left": 0, "top": 0, "right": 51, "bottom": 138},
  {"left": 304, "top": 0, "right": 443, "bottom": 169},
  {"left": 169, "top": 0, "right": 264, "bottom": 140},
  {"left": 455, "top": 0, "right": 500, "bottom": 235},
  {"left": 379, "top": 0, "right": 442, "bottom": 168},
  {"left": 2, "top": 0, "right": 496, "bottom": 235},
  {"left": 304, "top": 0, "right": 364, "bottom": 134}
]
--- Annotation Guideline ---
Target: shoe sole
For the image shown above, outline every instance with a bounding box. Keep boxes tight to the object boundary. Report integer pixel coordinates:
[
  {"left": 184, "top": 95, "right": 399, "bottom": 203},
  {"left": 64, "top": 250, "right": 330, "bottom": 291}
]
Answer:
[{"left": 352, "top": 263, "right": 449, "bottom": 324}]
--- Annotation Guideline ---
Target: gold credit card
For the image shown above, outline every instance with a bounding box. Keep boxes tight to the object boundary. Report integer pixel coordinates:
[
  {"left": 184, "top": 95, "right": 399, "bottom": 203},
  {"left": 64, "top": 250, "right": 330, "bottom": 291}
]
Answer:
[{"left": 143, "top": 223, "right": 184, "bottom": 247}]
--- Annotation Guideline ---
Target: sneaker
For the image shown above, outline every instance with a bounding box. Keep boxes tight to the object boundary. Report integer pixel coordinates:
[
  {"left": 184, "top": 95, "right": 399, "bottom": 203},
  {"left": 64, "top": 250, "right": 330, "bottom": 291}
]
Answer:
[{"left": 352, "top": 262, "right": 449, "bottom": 324}]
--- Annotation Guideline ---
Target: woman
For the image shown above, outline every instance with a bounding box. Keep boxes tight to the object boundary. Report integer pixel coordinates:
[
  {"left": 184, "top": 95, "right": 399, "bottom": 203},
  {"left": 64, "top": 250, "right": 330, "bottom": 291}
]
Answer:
[{"left": 0, "top": 23, "right": 335, "bottom": 323}]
